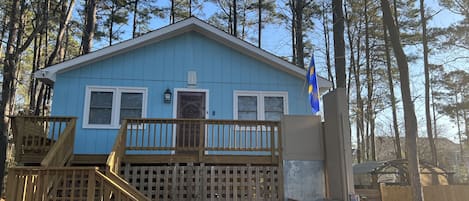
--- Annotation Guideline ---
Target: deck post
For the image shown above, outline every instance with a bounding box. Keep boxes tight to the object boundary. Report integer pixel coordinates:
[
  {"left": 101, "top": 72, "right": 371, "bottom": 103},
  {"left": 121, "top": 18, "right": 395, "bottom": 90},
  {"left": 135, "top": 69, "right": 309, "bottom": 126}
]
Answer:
[
  {"left": 198, "top": 120, "right": 204, "bottom": 163},
  {"left": 87, "top": 169, "right": 96, "bottom": 200},
  {"left": 5, "top": 168, "right": 18, "bottom": 200},
  {"left": 270, "top": 124, "right": 276, "bottom": 164}
]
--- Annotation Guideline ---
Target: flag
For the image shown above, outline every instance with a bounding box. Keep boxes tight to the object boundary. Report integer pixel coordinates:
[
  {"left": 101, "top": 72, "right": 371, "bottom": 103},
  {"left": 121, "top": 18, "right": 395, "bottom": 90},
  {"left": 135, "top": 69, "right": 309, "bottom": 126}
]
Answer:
[{"left": 307, "top": 53, "right": 320, "bottom": 113}]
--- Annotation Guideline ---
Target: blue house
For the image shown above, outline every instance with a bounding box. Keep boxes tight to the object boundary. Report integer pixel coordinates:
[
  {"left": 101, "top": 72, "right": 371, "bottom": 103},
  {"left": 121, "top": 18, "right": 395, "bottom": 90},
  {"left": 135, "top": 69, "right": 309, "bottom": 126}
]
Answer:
[
  {"left": 35, "top": 17, "right": 331, "bottom": 155},
  {"left": 8, "top": 17, "right": 331, "bottom": 201}
]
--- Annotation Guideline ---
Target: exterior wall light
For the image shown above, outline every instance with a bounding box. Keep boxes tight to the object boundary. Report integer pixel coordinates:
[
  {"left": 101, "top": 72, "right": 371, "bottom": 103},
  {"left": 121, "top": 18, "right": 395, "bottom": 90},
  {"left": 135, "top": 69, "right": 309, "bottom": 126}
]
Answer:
[{"left": 164, "top": 88, "right": 172, "bottom": 103}]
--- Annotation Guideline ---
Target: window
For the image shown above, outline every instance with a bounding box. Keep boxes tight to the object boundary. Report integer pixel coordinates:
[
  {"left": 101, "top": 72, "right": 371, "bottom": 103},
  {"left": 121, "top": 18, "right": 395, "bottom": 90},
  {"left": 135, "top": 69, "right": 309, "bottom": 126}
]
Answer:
[
  {"left": 234, "top": 91, "right": 288, "bottom": 121},
  {"left": 84, "top": 86, "right": 147, "bottom": 128}
]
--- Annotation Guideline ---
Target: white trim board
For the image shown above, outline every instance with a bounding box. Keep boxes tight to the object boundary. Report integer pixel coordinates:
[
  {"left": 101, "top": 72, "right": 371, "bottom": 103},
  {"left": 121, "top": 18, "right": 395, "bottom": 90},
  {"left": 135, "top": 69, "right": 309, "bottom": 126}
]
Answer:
[
  {"left": 172, "top": 88, "right": 210, "bottom": 119},
  {"left": 233, "top": 90, "right": 288, "bottom": 120},
  {"left": 83, "top": 85, "right": 148, "bottom": 129},
  {"left": 34, "top": 17, "right": 332, "bottom": 90}
]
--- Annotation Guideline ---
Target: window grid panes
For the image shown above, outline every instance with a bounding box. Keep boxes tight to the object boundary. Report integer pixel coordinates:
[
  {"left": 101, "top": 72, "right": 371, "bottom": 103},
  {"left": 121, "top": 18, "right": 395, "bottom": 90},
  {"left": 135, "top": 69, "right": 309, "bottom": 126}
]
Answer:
[
  {"left": 235, "top": 92, "right": 287, "bottom": 121},
  {"left": 85, "top": 87, "right": 146, "bottom": 128},
  {"left": 264, "top": 96, "right": 284, "bottom": 121},
  {"left": 238, "top": 96, "right": 258, "bottom": 120},
  {"left": 120, "top": 92, "right": 143, "bottom": 122},
  {"left": 89, "top": 92, "right": 113, "bottom": 124}
]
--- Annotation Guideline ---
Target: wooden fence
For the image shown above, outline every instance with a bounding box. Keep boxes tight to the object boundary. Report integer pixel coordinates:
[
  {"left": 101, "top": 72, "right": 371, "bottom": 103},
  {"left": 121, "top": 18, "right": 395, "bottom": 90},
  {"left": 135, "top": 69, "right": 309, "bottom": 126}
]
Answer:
[
  {"left": 120, "top": 164, "right": 282, "bottom": 201},
  {"left": 6, "top": 167, "right": 150, "bottom": 201},
  {"left": 11, "top": 116, "right": 76, "bottom": 164},
  {"left": 380, "top": 185, "right": 469, "bottom": 201}
]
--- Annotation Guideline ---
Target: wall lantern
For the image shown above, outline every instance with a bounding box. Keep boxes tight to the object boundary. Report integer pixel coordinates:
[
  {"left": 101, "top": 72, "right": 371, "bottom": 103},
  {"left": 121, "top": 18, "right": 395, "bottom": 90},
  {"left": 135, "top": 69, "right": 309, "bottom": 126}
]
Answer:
[{"left": 164, "top": 88, "right": 172, "bottom": 103}]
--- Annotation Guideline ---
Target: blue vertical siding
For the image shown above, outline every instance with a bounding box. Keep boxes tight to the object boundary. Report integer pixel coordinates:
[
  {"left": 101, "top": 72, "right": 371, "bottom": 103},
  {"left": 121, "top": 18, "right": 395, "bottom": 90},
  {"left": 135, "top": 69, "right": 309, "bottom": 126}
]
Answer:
[{"left": 52, "top": 31, "right": 310, "bottom": 154}]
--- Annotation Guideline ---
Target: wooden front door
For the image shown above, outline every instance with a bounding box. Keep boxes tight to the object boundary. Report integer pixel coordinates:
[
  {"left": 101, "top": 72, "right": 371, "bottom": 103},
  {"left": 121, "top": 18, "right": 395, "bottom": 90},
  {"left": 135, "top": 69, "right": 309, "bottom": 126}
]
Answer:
[{"left": 176, "top": 91, "right": 206, "bottom": 154}]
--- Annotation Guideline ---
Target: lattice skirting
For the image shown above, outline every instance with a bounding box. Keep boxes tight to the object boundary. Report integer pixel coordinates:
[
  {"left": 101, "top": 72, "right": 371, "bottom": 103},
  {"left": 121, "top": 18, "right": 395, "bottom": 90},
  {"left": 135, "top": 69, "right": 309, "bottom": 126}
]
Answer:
[{"left": 121, "top": 164, "right": 283, "bottom": 201}]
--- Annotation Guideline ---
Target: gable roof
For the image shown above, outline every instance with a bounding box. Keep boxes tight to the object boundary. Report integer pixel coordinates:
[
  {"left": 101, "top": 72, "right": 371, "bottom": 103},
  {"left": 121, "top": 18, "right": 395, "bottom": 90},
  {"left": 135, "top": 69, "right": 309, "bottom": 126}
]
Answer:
[{"left": 35, "top": 17, "right": 332, "bottom": 90}]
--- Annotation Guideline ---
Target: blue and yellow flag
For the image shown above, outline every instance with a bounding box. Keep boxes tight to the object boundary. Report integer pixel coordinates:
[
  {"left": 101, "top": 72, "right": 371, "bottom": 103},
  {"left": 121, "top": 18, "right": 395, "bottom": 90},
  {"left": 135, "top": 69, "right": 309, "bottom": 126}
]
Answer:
[{"left": 307, "top": 53, "right": 320, "bottom": 113}]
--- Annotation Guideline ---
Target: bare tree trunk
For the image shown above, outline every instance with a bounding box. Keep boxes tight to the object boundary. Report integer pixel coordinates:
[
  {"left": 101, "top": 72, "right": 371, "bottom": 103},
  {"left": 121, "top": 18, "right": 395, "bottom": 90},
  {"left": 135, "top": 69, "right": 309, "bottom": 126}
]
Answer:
[
  {"left": 332, "top": 0, "right": 346, "bottom": 88},
  {"left": 1, "top": 2, "right": 21, "bottom": 192},
  {"left": 345, "top": 0, "right": 361, "bottom": 162},
  {"left": 133, "top": 0, "right": 139, "bottom": 38},
  {"left": 383, "top": 24, "right": 402, "bottom": 159},
  {"left": 189, "top": 0, "right": 192, "bottom": 16},
  {"left": 232, "top": 0, "right": 237, "bottom": 37},
  {"left": 291, "top": 0, "right": 296, "bottom": 65},
  {"left": 419, "top": 0, "right": 438, "bottom": 169},
  {"left": 381, "top": 0, "right": 423, "bottom": 200},
  {"left": 258, "top": 0, "right": 262, "bottom": 48},
  {"left": 29, "top": 37, "right": 38, "bottom": 112},
  {"left": 294, "top": 0, "right": 304, "bottom": 67},
  {"left": 48, "top": 0, "right": 75, "bottom": 66},
  {"left": 0, "top": 11, "right": 7, "bottom": 58},
  {"left": 61, "top": 22, "right": 70, "bottom": 60},
  {"left": 364, "top": 0, "right": 376, "bottom": 161},
  {"left": 82, "top": 0, "right": 97, "bottom": 54},
  {"left": 455, "top": 93, "right": 464, "bottom": 161},
  {"left": 323, "top": 3, "right": 335, "bottom": 89},
  {"left": 432, "top": 84, "right": 438, "bottom": 140},
  {"left": 109, "top": 2, "right": 115, "bottom": 46}
]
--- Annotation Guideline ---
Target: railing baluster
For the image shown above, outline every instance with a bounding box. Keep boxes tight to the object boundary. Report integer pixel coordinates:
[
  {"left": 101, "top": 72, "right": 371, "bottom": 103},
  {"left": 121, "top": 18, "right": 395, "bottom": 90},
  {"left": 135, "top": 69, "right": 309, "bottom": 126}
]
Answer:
[
  {"left": 234, "top": 123, "right": 237, "bottom": 150},
  {"left": 211, "top": 122, "right": 214, "bottom": 150},
  {"left": 165, "top": 122, "right": 169, "bottom": 150},
  {"left": 141, "top": 121, "right": 145, "bottom": 148},
  {"left": 147, "top": 122, "right": 151, "bottom": 148},
  {"left": 153, "top": 122, "right": 157, "bottom": 148},
  {"left": 159, "top": 122, "right": 163, "bottom": 148},
  {"left": 222, "top": 123, "right": 225, "bottom": 150},
  {"left": 216, "top": 123, "right": 219, "bottom": 149},
  {"left": 129, "top": 123, "right": 133, "bottom": 149}
]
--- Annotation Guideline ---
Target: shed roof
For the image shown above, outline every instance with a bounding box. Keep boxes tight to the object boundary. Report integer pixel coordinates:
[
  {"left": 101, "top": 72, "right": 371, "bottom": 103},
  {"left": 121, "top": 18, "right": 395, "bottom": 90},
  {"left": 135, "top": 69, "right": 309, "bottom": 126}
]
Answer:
[{"left": 35, "top": 17, "right": 332, "bottom": 90}]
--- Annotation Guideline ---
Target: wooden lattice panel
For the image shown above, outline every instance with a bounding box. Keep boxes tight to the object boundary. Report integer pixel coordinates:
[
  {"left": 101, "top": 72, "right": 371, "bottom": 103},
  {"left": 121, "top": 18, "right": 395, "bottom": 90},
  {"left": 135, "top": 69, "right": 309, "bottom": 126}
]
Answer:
[{"left": 121, "top": 164, "right": 282, "bottom": 201}]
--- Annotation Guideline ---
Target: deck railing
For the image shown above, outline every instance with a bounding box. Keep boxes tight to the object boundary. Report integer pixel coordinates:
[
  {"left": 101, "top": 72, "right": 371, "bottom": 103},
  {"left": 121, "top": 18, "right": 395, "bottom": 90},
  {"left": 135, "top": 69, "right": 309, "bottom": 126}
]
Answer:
[
  {"left": 41, "top": 119, "right": 76, "bottom": 167},
  {"left": 107, "top": 118, "right": 282, "bottom": 169},
  {"left": 11, "top": 116, "right": 77, "bottom": 164},
  {"left": 6, "top": 167, "right": 150, "bottom": 201}
]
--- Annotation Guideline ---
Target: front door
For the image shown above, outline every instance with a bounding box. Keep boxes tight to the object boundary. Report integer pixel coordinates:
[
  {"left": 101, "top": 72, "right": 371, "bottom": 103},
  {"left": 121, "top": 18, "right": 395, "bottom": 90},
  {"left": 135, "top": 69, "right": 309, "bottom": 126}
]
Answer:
[{"left": 176, "top": 91, "right": 206, "bottom": 154}]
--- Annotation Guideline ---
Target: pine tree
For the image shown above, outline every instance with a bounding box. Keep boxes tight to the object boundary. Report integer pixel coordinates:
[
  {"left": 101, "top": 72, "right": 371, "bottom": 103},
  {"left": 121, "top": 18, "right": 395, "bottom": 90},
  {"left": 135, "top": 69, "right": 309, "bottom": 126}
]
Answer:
[{"left": 381, "top": 0, "right": 424, "bottom": 200}]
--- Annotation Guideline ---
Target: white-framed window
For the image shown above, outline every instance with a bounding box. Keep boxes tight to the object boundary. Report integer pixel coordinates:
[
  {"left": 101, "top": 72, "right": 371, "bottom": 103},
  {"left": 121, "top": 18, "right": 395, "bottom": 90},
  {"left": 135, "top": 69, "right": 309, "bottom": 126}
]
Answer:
[
  {"left": 233, "top": 91, "right": 288, "bottom": 121},
  {"left": 83, "top": 86, "right": 147, "bottom": 129}
]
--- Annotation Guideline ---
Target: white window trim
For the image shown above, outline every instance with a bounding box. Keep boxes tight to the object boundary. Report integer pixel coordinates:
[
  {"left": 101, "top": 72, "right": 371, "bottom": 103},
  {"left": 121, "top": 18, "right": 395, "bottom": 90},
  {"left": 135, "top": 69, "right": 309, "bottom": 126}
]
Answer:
[
  {"left": 83, "top": 86, "right": 148, "bottom": 129},
  {"left": 233, "top": 90, "right": 288, "bottom": 120},
  {"left": 172, "top": 88, "right": 210, "bottom": 119}
]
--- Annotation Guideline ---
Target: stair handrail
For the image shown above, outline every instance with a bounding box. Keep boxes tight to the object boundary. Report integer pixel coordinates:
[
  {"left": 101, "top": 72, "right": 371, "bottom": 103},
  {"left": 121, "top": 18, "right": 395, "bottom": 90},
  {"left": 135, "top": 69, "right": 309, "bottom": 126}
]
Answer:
[
  {"left": 41, "top": 117, "right": 77, "bottom": 167},
  {"left": 106, "top": 120, "right": 127, "bottom": 174},
  {"left": 105, "top": 120, "right": 151, "bottom": 200}
]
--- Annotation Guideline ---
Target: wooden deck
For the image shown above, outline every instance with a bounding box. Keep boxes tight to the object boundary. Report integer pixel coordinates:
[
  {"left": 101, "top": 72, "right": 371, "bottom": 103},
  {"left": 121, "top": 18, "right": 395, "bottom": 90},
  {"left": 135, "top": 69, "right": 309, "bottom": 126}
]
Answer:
[
  {"left": 8, "top": 116, "right": 284, "bottom": 201},
  {"left": 11, "top": 116, "right": 76, "bottom": 166}
]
